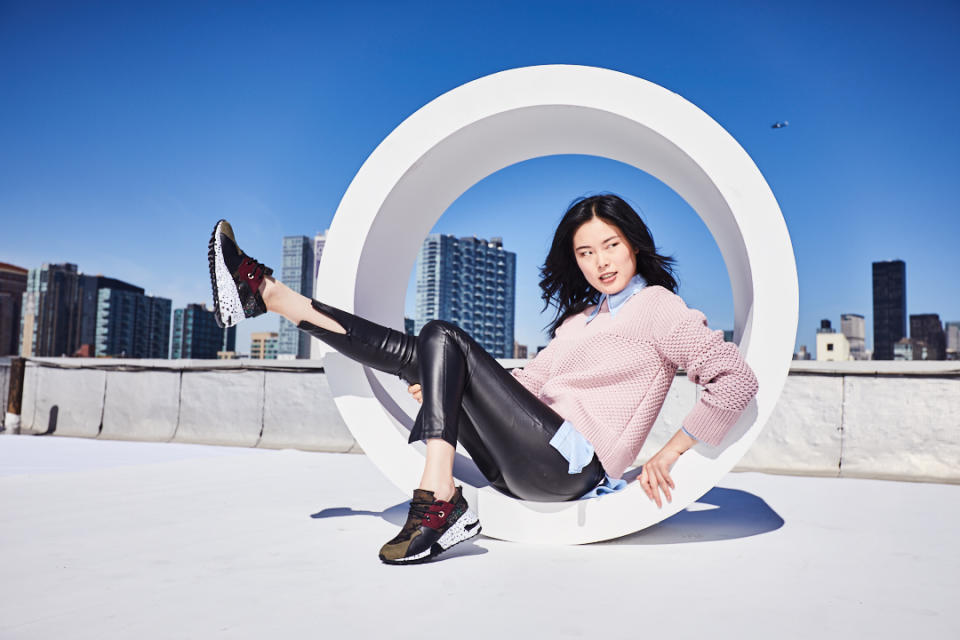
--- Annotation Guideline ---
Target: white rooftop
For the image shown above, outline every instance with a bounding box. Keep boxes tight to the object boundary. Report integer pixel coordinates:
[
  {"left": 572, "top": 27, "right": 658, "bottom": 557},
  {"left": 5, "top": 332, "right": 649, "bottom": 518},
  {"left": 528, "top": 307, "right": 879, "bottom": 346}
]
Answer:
[{"left": 1, "top": 435, "right": 957, "bottom": 639}]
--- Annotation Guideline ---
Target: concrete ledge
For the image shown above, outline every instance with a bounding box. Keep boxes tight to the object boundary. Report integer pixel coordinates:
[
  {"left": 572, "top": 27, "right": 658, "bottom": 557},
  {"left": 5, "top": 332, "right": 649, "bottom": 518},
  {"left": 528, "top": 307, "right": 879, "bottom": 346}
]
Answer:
[
  {"left": 18, "top": 362, "right": 39, "bottom": 432},
  {"left": 101, "top": 370, "right": 181, "bottom": 442},
  {"left": 842, "top": 376, "right": 960, "bottom": 483},
  {"left": 258, "top": 370, "right": 356, "bottom": 452},
  {"left": 174, "top": 370, "right": 264, "bottom": 447},
  {"left": 790, "top": 360, "right": 960, "bottom": 376},
  {"left": 20, "top": 362, "right": 104, "bottom": 437},
  {"left": 7, "top": 357, "right": 960, "bottom": 483}
]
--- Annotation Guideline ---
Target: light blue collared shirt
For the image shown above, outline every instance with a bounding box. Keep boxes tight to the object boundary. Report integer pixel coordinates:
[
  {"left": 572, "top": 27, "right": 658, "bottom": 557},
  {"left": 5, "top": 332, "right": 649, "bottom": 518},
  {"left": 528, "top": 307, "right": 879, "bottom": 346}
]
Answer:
[
  {"left": 585, "top": 273, "right": 648, "bottom": 324},
  {"left": 547, "top": 273, "right": 698, "bottom": 499}
]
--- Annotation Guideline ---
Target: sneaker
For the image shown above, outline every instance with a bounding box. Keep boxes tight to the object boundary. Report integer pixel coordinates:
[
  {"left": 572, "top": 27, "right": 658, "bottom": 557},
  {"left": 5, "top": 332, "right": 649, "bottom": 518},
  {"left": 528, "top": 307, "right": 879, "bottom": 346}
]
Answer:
[
  {"left": 379, "top": 487, "right": 481, "bottom": 565},
  {"left": 208, "top": 219, "right": 274, "bottom": 328}
]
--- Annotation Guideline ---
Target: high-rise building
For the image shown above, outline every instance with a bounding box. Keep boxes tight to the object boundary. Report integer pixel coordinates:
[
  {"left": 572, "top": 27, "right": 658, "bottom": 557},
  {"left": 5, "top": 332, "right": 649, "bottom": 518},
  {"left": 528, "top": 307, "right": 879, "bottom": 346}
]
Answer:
[
  {"left": 313, "top": 230, "right": 328, "bottom": 293},
  {"left": 910, "top": 314, "right": 945, "bottom": 361},
  {"left": 19, "top": 263, "right": 83, "bottom": 357},
  {"left": 416, "top": 234, "right": 456, "bottom": 328},
  {"left": 840, "top": 313, "right": 867, "bottom": 360},
  {"left": 171, "top": 303, "right": 235, "bottom": 359},
  {"left": 77, "top": 275, "right": 143, "bottom": 352},
  {"left": 95, "top": 288, "right": 171, "bottom": 358},
  {"left": 414, "top": 234, "right": 516, "bottom": 358},
  {"left": 872, "top": 260, "right": 906, "bottom": 360},
  {"left": 278, "top": 236, "right": 314, "bottom": 358},
  {"left": 946, "top": 321, "right": 960, "bottom": 361},
  {"left": 0, "top": 263, "right": 28, "bottom": 357},
  {"left": 250, "top": 331, "right": 279, "bottom": 360}
]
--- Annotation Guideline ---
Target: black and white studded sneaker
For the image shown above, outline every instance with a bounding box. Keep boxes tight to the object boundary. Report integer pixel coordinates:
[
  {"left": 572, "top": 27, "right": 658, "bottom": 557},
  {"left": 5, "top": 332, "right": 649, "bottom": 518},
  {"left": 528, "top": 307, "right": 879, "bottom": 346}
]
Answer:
[{"left": 208, "top": 219, "right": 274, "bottom": 328}]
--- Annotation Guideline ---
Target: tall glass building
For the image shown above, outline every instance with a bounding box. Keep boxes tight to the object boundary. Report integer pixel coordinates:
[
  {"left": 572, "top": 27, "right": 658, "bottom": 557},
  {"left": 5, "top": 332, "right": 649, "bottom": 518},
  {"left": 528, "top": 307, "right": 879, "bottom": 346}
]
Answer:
[
  {"left": 415, "top": 234, "right": 516, "bottom": 358},
  {"left": 19, "top": 263, "right": 82, "bottom": 357},
  {"left": 95, "top": 289, "right": 171, "bottom": 358},
  {"left": 171, "top": 303, "right": 235, "bottom": 359},
  {"left": 278, "top": 236, "right": 314, "bottom": 358},
  {"left": 872, "top": 260, "right": 906, "bottom": 360}
]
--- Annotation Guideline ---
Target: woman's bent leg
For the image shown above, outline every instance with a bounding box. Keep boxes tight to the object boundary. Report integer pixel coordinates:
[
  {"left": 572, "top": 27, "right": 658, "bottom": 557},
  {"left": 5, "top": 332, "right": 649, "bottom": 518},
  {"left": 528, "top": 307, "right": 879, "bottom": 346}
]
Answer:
[{"left": 416, "top": 320, "right": 605, "bottom": 502}]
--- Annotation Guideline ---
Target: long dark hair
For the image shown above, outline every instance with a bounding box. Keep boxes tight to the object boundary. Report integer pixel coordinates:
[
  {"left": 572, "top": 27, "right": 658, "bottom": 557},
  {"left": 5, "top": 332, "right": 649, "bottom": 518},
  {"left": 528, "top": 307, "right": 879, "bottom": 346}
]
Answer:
[{"left": 540, "top": 194, "right": 678, "bottom": 337}]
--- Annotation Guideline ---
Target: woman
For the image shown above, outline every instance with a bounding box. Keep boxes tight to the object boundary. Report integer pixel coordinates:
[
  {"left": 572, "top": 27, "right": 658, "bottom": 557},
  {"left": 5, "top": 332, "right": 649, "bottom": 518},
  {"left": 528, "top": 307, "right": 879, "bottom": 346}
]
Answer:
[{"left": 208, "top": 194, "right": 758, "bottom": 564}]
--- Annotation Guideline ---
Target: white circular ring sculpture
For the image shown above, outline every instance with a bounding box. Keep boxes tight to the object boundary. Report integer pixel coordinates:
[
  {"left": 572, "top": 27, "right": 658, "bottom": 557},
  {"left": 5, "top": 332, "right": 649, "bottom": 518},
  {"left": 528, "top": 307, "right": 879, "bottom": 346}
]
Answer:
[{"left": 317, "top": 64, "right": 798, "bottom": 544}]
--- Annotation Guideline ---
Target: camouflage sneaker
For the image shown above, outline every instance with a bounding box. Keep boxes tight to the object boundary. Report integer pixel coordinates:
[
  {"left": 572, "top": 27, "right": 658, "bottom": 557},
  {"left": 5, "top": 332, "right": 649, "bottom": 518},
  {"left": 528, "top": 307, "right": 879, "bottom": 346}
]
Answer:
[
  {"left": 379, "top": 486, "right": 481, "bottom": 565},
  {"left": 208, "top": 219, "right": 273, "bottom": 328}
]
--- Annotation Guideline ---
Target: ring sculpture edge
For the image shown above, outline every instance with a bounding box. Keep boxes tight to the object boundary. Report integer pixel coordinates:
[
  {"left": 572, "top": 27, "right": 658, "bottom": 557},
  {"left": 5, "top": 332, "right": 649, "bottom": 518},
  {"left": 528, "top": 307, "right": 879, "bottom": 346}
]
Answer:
[{"left": 316, "top": 64, "right": 798, "bottom": 545}]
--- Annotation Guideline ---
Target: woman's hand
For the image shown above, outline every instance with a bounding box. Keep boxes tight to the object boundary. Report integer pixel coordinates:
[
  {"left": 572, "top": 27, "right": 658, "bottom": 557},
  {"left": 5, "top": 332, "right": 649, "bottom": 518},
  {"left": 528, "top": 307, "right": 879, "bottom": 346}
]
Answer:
[
  {"left": 408, "top": 384, "right": 423, "bottom": 404},
  {"left": 638, "top": 447, "right": 681, "bottom": 508},
  {"left": 638, "top": 428, "right": 696, "bottom": 508}
]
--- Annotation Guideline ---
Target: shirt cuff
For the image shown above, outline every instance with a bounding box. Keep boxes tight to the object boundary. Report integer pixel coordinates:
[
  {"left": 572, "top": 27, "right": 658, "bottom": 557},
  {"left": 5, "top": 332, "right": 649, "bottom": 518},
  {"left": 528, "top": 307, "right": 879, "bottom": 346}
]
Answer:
[{"left": 681, "top": 426, "right": 699, "bottom": 442}]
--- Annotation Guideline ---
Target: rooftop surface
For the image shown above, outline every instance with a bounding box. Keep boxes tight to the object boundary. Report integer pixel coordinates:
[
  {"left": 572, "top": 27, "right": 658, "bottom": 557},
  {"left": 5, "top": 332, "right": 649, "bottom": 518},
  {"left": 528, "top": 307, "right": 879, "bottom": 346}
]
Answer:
[{"left": 1, "top": 435, "right": 957, "bottom": 639}]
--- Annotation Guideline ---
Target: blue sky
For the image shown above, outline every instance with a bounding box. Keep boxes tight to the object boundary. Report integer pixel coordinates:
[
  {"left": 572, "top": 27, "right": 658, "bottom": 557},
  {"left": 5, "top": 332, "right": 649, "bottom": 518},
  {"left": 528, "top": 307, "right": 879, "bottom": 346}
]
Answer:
[{"left": 2, "top": 1, "right": 958, "bottom": 355}]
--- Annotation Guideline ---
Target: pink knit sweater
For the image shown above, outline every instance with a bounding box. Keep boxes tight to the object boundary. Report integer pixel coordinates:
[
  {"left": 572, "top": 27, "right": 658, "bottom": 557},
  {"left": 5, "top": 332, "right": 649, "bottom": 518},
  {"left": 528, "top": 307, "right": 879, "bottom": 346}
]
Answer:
[{"left": 511, "top": 285, "right": 758, "bottom": 479}]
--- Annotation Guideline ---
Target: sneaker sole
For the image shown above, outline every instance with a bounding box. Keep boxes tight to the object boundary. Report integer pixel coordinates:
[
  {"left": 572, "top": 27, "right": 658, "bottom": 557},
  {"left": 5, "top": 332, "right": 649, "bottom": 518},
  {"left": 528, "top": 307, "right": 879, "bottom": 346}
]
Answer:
[
  {"left": 381, "top": 510, "right": 481, "bottom": 565},
  {"left": 208, "top": 220, "right": 244, "bottom": 328}
]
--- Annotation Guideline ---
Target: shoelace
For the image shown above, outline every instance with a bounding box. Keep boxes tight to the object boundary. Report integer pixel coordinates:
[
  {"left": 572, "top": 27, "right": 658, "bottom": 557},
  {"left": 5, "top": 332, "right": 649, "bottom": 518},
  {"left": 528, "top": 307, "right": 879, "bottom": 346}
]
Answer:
[
  {"left": 239, "top": 257, "right": 266, "bottom": 282},
  {"left": 402, "top": 498, "right": 443, "bottom": 533}
]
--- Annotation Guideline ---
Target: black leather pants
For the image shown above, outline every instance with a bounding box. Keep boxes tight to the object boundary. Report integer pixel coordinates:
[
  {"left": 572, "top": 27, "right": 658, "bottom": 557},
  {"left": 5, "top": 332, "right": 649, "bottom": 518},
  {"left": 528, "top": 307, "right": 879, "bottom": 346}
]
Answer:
[{"left": 297, "top": 300, "right": 605, "bottom": 502}]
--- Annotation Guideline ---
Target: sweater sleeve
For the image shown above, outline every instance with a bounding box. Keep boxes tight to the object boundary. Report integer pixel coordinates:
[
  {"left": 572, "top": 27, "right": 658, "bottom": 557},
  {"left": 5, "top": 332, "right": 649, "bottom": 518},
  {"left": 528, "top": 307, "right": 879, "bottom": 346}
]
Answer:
[{"left": 653, "top": 294, "right": 758, "bottom": 446}]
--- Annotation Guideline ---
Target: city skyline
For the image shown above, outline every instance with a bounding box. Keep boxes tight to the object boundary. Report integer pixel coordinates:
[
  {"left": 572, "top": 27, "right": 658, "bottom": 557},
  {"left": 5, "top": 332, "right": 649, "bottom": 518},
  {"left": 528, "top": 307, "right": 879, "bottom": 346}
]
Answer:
[
  {"left": 2, "top": 2, "right": 958, "bottom": 356},
  {"left": 7, "top": 242, "right": 956, "bottom": 361}
]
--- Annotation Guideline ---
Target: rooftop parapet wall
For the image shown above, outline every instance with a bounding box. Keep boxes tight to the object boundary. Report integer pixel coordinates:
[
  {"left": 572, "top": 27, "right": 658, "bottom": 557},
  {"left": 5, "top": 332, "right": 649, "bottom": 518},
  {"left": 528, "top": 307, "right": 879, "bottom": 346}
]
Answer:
[
  {"left": 9, "top": 359, "right": 359, "bottom": 454},
  {"left": 5, "top": 358, "right": 959, "bottom": 483}
]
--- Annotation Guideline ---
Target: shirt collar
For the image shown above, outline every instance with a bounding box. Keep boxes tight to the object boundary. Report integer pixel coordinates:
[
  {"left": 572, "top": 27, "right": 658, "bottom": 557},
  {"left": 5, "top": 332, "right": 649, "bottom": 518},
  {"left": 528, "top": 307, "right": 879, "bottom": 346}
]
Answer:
[{"left": 585, "top": 273, "right": 647, "bottom": 324}]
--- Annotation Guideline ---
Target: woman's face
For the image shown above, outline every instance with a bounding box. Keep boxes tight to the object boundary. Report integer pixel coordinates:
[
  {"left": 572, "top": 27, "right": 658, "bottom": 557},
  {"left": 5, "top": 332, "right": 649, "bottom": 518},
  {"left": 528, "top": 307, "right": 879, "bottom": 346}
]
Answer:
[{"left": 572, "top": 216, "right": 638, "bottom": 296}]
